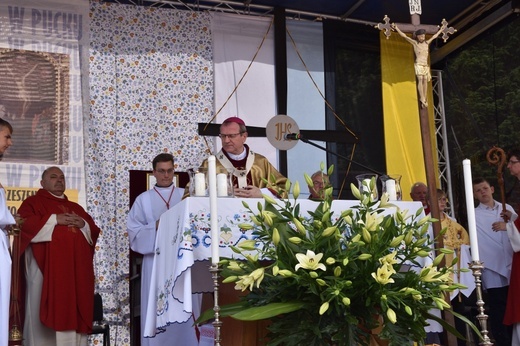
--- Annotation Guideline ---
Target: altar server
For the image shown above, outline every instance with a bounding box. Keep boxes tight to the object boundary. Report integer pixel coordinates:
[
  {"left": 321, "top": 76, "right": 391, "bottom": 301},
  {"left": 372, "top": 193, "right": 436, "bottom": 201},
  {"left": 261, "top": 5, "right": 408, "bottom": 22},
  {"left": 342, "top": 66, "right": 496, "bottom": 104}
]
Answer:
[
  {"left": 473, "top": 177, "right": 515, "bottom": 346},
  {"left": 0, "top": 118, "right": 14, "bottom": 346},
  {"left": 127, "top": 153, "right": 199, "bottom": 346}
]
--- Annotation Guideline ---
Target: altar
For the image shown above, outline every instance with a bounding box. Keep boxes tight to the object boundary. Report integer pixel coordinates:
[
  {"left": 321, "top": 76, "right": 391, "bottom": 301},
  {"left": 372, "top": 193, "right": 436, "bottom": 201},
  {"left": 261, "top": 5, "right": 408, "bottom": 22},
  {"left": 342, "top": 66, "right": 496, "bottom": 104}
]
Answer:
[{"left": 143, "top": 197, "right": 475, "bottom": 340}]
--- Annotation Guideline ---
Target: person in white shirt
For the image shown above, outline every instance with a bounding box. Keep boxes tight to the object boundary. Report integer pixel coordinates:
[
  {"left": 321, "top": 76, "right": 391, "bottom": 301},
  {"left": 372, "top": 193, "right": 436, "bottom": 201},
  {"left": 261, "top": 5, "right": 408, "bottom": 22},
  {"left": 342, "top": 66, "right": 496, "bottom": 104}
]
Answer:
[
  {"left": 473, "top": 177, "right": 515, "bottom": 345},
  {"left": 127, "top": 153, "right": 199, "bottom": 346},
  {"left": 0, "top": 118, "right": 15, "bottom": 346}
]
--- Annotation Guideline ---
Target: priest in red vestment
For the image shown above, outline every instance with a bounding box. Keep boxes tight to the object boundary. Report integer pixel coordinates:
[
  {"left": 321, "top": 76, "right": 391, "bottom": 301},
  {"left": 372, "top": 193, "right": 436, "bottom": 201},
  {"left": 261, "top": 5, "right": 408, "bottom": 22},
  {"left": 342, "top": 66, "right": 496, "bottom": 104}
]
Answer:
[
  {"left": 505, "top": 149, "right": 520, "bottom": 345},
  {"left": 17, "top": 166, "right": 101, "bottom": 346}
]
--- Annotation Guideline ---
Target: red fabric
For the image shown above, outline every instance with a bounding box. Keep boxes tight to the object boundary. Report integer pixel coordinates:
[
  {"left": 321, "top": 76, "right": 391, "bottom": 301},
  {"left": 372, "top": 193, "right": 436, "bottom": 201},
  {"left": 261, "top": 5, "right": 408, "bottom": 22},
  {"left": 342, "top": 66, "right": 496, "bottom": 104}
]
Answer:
[
  {"left": 17, "top": 189, "right": 101, "bottom": 333},
  {"left": 504, "top": 217, "right": 520, "bottom": 325}
]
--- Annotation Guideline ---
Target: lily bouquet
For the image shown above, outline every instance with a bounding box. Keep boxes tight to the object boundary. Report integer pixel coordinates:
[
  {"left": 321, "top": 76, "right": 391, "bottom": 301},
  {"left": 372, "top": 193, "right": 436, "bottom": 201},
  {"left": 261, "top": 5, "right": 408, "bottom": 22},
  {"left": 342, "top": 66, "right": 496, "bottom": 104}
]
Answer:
[{"left": 218, "top": 169, "right": 474, "bottom": 345}]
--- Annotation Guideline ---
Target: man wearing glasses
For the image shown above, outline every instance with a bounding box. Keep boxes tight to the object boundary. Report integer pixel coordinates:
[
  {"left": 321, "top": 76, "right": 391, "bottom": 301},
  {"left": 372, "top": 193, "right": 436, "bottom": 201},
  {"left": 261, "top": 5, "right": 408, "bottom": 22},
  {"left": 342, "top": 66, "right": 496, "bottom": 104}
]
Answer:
[
  {"left": 127, "top": 153, "right": 199, "bottom": 346},
  {"left": 308, "top": 171, "right": 329, "bottom": 200},
  {"left": 187, "top": 116, "right": 287, "bottom": 199}
]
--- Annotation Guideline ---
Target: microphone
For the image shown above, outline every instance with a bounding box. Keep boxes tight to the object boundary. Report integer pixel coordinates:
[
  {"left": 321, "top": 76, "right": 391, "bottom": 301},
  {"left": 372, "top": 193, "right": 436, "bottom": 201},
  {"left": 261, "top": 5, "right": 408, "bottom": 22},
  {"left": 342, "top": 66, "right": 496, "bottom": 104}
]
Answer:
[{"left": 284, "top": 133, "right": 301, "bottom": 140}]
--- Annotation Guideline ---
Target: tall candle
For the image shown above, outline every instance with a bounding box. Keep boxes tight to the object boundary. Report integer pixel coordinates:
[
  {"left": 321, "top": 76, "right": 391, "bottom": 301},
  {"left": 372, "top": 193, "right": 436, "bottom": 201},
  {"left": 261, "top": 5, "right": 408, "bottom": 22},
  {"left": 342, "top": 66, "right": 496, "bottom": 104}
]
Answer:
[
  {"left": 216, "top": 173, "right": 228, "bottom": 197},
  {"left": 463, "top": 159, "right": 479, "bottom": 261},
  {"left": 385, "top": 179, "right": 397, "bottom": 201},
  {"left": 208, "top": 156, "right": 219, "bottom": 264},
  {"left": 194, "top": 172, "right": 205, "bottom": 196}
]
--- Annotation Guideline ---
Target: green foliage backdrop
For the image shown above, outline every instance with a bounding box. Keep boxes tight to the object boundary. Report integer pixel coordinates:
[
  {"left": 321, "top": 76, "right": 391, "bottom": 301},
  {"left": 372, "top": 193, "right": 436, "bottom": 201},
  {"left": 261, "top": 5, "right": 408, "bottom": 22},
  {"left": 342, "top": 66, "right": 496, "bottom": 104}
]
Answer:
[{"left": 441, "top": 17, "right": 520, "bottom": 214}]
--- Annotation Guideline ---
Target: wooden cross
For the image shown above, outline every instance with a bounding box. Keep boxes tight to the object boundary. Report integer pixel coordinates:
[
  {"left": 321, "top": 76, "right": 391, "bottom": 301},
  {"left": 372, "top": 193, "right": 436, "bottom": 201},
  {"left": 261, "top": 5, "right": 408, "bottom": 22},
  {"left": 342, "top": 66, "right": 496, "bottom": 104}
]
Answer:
[
  {"left": 376, "top": 4, "right": 458, "bottom": 343},
  {"left": 376, "top": 0, "right": 456, "bottom": 41},
  {"left": 376, "top": 15, "right": 455, "bottom": 41}
]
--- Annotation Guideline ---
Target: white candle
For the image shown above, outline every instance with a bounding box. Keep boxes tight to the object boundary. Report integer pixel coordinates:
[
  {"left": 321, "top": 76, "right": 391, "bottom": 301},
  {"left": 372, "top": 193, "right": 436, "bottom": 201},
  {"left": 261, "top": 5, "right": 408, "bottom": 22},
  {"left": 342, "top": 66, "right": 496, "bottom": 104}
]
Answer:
[
  {"left": 208, "top": 156, "right": 219, "bottom": 264},
  {"left": 463, "top": 159, "right": 479, "bottom": 261},
  {"left": 194, "top": 172, "right": 205, "bottom": 196},
  {"left": 217, "top": 173, "right": 228, "bottom": 197},
  {"left": 385, "top": 179, "right": 397, "bottom": 201}
]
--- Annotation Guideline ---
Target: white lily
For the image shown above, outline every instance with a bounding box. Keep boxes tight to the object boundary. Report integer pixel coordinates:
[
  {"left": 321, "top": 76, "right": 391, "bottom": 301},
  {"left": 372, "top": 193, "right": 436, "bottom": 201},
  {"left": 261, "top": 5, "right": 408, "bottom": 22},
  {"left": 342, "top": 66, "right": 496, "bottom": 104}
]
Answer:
[{"left": 295, "top": 250, "right": 326, "bottom": 271}]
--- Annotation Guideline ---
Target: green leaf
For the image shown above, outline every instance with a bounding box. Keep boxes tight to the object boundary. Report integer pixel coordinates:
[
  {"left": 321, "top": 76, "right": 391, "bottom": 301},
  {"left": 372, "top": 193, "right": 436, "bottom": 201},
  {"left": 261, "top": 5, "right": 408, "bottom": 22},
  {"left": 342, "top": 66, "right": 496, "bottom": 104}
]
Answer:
[
  {"left": 426, "top": 310, "right": 465, "bottom": 339},
  {"left": 231, "top": 301, "right": 306, "bottom": 321},
  {"left": 196, "top": 301, "right": 248, "bottom": 324},
  {"left": 450, "top": 309, "right": 483, "bottom": 340}
]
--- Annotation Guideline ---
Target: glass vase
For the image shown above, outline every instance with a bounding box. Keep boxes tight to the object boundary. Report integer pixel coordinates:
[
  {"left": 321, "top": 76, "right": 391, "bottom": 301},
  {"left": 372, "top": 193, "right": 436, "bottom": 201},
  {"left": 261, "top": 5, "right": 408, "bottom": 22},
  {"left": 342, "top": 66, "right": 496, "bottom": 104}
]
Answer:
[
  {"left": 188, "top": 168, "right": 208, "bottom": 197},
  {"left": 188, "top": 167, "right": 234, "bottom": 197},
  {"left": 355, "top": 173, "right": 379, "bottom": 201},
  {"left": 380, "top": 174, "right": 402, "bottom": 201}
]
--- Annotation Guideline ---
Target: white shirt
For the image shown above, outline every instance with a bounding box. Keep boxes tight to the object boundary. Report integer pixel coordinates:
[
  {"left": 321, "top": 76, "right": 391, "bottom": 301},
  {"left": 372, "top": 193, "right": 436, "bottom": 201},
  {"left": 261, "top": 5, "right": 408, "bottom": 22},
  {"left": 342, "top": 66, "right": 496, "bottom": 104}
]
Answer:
[{"left": 475, "top": 200, "right": 516, "bottom": 289}]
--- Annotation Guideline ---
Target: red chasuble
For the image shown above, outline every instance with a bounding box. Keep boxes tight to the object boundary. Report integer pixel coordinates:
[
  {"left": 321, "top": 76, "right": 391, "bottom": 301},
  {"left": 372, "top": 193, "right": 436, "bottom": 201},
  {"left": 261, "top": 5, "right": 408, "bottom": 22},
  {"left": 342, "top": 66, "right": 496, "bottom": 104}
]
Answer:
[
  {"left": 18, "top": 189, "right": 101, "bottom": 333},
  {"left": 504, "top": 217, "right": 520, "bottom": 325}
]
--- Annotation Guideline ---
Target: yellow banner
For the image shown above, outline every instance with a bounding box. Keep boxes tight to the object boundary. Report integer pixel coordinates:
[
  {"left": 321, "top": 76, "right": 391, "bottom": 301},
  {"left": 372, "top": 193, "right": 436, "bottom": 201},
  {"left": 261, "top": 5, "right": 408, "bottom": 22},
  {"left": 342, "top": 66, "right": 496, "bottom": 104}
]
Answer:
[
  {"left": 5, "top": 187, "right": 79, "bottom": 215},
  {"left": 380, "top": 32, "right": 438, "bottom": 200}
]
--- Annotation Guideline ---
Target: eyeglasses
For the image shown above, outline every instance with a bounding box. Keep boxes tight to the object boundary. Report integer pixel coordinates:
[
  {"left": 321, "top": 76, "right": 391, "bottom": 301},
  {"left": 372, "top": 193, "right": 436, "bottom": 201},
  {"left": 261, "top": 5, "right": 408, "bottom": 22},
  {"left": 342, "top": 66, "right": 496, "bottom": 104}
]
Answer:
[
  {"left": 509, "top": 160, "right": 520, "bottom": 165},
  {"left": 218, "top": 132, "right": 244, "bottom": 140},
  {"left": 156, "top": 169, "right": 174, "bottom": 175}
]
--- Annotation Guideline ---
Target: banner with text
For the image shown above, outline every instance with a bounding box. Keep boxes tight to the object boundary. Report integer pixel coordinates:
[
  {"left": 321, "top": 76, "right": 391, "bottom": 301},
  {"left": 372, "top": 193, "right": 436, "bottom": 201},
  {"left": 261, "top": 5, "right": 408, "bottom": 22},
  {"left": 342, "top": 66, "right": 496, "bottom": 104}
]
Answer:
[{"left": 0, "top": 0, "right": 89, "bottom": 208}]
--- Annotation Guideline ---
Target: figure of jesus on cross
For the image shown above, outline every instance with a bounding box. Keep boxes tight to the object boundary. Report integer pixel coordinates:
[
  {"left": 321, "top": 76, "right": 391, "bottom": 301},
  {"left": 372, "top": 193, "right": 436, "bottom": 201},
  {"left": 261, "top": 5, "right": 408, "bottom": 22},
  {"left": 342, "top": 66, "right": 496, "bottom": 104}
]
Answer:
[{"left": 392, "top": 23, "right": 444, "bottom": 108}]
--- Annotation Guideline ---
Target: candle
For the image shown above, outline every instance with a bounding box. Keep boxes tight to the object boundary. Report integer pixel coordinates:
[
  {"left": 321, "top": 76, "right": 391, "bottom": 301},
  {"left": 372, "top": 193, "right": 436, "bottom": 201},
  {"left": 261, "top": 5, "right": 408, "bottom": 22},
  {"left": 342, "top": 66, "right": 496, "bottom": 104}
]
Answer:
[
  {"left": 385, "top": 179, "right": 397, "bottom": 201},
  {"left": 194, "top": 172, "right": 205, "bottom": 196},
  {"left": 217, "top": 173, "right": 228, "bottom": 197},
  {"left": 208, "top": 156, "right": 219, "bottom": 265},
  {"left": 463, "top": 159, "right": 479, "bottom": 261}
]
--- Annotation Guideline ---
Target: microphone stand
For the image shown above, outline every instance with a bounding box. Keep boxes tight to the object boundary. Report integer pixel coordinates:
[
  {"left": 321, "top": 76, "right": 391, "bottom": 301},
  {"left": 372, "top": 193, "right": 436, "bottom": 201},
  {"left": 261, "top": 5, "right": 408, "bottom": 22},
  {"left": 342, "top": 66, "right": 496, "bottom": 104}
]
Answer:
[{"left": 295, "top": 137, "right": 385, "bottom": 177}]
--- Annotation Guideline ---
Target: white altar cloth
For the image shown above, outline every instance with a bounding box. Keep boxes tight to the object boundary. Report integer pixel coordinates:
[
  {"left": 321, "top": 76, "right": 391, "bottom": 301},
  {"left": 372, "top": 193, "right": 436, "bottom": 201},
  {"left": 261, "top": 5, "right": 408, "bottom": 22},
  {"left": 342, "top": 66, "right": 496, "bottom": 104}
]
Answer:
[{"left": 143, "top": 197, "right": 475, "bottom": 337}]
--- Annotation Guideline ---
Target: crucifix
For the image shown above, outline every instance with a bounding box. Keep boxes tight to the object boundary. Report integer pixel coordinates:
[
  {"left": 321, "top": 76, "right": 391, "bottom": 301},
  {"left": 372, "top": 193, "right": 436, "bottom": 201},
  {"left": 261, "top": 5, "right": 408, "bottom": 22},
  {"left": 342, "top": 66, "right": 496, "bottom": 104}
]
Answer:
[
  {"left": 375, "top": 1, "right": 456, "bottom": 240},
  {"left": 377, "top": 4, "right": 458, "bottom": 344},
  {"left": 376, "top": 4, "right": 456, "bottom": 108}
]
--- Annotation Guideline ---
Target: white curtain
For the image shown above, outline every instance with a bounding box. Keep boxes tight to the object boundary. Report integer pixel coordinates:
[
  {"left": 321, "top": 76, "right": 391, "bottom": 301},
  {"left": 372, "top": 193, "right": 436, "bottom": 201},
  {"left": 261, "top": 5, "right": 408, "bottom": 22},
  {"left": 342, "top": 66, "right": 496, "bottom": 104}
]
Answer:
[
  {"left": 211, "top": 13, "right": 277, "bottom": 165},
  {"left": 286, "top": 20, "right": 326, "bottom": 196},
  {"left": 211, "top": 14, "right": 325, "bottom": 195}
]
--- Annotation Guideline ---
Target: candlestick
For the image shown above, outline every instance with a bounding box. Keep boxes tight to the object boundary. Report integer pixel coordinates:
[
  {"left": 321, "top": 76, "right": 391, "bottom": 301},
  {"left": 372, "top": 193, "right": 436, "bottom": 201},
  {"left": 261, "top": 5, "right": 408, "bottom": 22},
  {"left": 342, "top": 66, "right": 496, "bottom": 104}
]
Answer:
[
  {"left": 208, "top": 156, "right": 219, "bottom": 265},
  {"left": 463, "top": 159, "right": 480, "bottom": 261},
  {"left": 216, "top": 173, "right": 228, "bottom": 197},
  {"left": 469, "top": 261, "right": 493, "bottom": 345},
  {"left": 385, "top": 179, "right": 397, "bottom": 201},
  {"left": 194, "top": 172, "right": 206, "bottom": 196}
]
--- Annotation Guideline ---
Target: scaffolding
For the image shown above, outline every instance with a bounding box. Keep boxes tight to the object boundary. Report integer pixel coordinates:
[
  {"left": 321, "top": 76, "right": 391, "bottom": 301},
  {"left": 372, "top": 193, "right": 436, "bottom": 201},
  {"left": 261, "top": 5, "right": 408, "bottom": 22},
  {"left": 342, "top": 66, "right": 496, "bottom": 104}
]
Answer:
[{"left": 432, "top": 69, "right": 454, "bottom": 217}]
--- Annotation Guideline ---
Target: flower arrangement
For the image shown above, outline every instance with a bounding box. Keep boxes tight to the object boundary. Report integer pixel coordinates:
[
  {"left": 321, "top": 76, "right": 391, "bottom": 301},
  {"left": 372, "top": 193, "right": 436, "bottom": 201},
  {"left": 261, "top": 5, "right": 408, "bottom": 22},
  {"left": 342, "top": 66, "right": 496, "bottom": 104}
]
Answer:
[{"left": 216, "top": 167, "right": 476, "bottom": 345}]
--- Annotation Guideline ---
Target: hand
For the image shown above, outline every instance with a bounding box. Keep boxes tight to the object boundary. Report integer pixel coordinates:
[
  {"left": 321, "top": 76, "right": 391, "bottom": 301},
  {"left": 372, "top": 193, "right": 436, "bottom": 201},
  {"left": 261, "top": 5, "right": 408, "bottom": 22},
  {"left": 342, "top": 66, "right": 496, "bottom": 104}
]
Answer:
[
  {"left": 501, "top": 210, "right": 512, "bottom": 222},
  {"left": 57, "top": 213, "right": 86, "bottom": 228},
  {"left": 234, "top": 186, "right": 262, "bottom": 198},
  {"left": 492, "top": 221, "right": 507, "bottom": 232},
  {"left": 14, "top": 213, "right": 24, "bottom": 226}
]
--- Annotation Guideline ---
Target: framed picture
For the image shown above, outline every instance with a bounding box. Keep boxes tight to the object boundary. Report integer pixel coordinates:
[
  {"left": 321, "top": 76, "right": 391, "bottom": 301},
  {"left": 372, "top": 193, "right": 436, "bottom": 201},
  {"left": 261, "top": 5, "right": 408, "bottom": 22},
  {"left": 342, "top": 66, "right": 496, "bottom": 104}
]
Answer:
[{"left": 0, "top": 49, "right": 70, "bottom": 164}]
